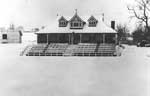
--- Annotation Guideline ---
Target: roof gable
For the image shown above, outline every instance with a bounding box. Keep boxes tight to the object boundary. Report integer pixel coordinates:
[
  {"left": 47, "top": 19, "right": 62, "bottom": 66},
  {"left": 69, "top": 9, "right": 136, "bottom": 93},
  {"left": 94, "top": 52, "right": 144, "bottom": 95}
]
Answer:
[
  {"left": 69, "top": 13, "right": 85, "bottom": 22},
  {"left": 58, "top": 16, "right": 68, "bottom": 27},
  {"left": 36, "top": 13, "right": 117, "bottom": 34},
  {"left": 58, "top": 16, "right": 67, "bottom": 22},
  {"left": 88, "top": 15, "right": 97, "bottom": 22}
]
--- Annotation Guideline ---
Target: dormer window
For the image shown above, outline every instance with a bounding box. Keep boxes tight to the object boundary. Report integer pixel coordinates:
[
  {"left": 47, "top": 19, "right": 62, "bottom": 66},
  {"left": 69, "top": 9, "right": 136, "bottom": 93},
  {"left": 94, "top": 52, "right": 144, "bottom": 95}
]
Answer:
[
  {"left": 89, "top": 21, "right": 97, "bottom": 27},
  {"left": 59, "top": 20, "right": 67, "bottom": 27},
  {"left": 58, "top": 16, "right": 68, "bottom": 27},
  {"left": 69, "top": 13, "right": 85, "bottom": 29},
  {"left": 88, "top": 16, "right": 98, "bottom": 27},
  {"left": 70, "top": 21, "right": 83, "bottom": 28}
]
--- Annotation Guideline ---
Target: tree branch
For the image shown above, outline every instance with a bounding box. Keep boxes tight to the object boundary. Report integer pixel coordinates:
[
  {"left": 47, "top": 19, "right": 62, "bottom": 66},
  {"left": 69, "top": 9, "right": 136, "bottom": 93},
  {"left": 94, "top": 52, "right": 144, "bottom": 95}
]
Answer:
[{"left": 127, "top": 6, "right": 145, "bottom": 21}]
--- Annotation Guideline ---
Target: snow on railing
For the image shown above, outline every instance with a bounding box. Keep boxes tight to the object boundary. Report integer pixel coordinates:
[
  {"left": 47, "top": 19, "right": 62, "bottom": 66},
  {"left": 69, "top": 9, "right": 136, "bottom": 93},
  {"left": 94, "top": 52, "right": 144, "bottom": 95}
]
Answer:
[{"left": 20, "top": 45, "right": 33, "bottom": 56}]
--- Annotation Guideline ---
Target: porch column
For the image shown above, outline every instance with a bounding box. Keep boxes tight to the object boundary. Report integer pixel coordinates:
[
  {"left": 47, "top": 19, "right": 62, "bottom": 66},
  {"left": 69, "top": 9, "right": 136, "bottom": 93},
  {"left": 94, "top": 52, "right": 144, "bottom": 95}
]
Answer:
[
  {"left": 80, "top": 33, "right": 82, "bottom": 43},
  {"left": 47, "top": 34, "right": 49, "bottom": 44},
  {"left": 68, "top": 33, "right": 70, "bottom": 44},
  {"left": 72, "top": 32, "right": 74, "bottom": 44},
  {"left": 115, "top": 33, "right": 118, "bottom": 44},
  {"left": 57, "top": 34, "right": 59, "bottom": 43},
  {"left": 103, "top": 33, "right": 105, "bottom": 43}
]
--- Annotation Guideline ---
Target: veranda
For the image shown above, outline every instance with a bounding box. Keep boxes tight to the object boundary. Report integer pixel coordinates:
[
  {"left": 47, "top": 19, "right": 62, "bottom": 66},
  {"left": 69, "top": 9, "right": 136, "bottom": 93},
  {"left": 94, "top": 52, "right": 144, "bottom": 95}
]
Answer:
[{"left": 37, "top": 33, "right": 118, "bottom": 44}]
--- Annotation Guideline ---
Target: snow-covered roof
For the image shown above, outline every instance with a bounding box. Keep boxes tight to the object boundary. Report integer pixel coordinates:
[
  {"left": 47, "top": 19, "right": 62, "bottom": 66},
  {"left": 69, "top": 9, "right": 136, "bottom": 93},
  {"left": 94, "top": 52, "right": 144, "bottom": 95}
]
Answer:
[{"left": 36, "top": 14, "right": 117, "bottom": 34}]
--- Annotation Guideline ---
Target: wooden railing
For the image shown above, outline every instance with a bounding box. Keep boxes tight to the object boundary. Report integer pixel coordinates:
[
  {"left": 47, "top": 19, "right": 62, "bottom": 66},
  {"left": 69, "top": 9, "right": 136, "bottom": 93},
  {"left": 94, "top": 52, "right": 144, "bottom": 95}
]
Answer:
[
  {"left": 25, "top": 43, "right": 119, "bottom": 56},
  {"left": 20, "top": 45, "right": 31, "bottom": 56}
]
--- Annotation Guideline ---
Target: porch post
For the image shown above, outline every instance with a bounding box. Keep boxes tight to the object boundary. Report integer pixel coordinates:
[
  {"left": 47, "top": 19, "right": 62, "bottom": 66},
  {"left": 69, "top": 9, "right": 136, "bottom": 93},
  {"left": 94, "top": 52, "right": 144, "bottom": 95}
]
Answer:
[
  {"left": 47, "top": 34, "right": 49, "bottom": 44},
  {"left": 80, "top": 33, "right": 82, "bottom": 43},
  {"left": 103, "top": 33, "right": 105, "bottom": 43},
  {"left": 115, "top": 33, "right": 118, "bottom": 44},
  {"left": 72, "top": 32, "right": 74, "bottom": 44},
  {"left": 57, "top": 34, "right": 59, "bottom": 43},
  {"left": 68, "top": 33, "right": 70, "bottom": 44}
]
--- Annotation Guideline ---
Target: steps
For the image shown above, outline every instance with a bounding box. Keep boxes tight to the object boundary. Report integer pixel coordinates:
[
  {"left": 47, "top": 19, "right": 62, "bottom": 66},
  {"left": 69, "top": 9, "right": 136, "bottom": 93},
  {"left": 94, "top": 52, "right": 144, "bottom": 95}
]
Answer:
[
  {"left": 24, "top": 43, "right": 118, "bottom": 57},
  {"left": 43, "top": 44, "right": 49, "bottom": 53},
  {"left": 94, "top": 43, "right": 100, "bottom": 52},
  {"left": 63, "top": 45, "right": 77, "bottom": 56},
  {"left": 20, "top": 45, "right": 32, "bottom": 56}
]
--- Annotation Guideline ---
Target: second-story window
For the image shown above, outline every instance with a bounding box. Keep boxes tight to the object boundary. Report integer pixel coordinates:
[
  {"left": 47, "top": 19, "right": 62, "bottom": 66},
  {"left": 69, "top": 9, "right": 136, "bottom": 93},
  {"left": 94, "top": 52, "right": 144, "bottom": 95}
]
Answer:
[
  {"left": 74, "top": 22, "right": 79, "bottom": 27},
  {"left": 70, "top": 21, "right": 83, "bottom": 28},
  {"left": 59, "top": 21, "right": 67, "bottom": 27},
  {"left": 69, "top": 13, "right": 85, "bottom": 29},
  {"left": 58, "top": 16, "right": 68, "bottom": 27},
  {"left": 89, "top": 21, "right": 97, "bottom": 27},
  {"left": 88, "top": 16, "right": 98, "bottom": 27}
]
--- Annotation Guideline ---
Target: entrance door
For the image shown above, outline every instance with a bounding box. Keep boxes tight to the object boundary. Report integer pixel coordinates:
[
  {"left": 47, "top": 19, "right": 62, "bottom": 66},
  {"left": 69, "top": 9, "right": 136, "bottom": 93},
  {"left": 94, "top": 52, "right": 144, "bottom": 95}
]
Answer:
[
  {"left": 69, "top": 33, "right": 80, "bottom": 44},
  {"left": 73, "top": 33, "right": 80, "bottom": 44}
]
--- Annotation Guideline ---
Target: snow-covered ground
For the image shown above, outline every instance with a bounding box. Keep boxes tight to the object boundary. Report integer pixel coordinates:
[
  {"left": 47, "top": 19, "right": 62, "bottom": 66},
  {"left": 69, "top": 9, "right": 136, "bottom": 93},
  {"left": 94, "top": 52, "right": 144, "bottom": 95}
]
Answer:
[{"left": 0, "top": 33, "right": 150, "bottom": 96}]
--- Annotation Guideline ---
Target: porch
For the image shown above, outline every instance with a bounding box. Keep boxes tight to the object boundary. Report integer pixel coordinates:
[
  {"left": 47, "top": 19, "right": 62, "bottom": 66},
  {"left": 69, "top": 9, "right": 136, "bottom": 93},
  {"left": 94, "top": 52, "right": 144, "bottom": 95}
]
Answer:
[{"left": 37, "top": 33, "right": 118, "bottom": 44}]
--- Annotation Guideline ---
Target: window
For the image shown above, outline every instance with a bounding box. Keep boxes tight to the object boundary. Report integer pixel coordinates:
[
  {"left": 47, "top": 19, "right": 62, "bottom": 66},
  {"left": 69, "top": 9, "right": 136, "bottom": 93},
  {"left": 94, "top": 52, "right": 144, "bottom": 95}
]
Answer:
[
  {"left": 71, "top": 23, "right": 73, "bottom": 26},
  {"left": 2, "top": 34, "right": 7, "bottom": 39},
  {"left": 58, "top": 16, "right": 68, "bottom": 27},
  {"left": 89, "top": 21, "right": 97, "bottom": 27},
  {"left": 88, "top": 16, "right": 98, "bottom": 27},
  {"left": 70, "top": 21, "right": 83, "bottom": 28},
  {"left": 59, "top": 21, "right": 67, "bottom": 27},
  {"left": 74, "top": 23, "right": 78, "bottom": 27},
  {"left": 69, "top": 14, "right": 85, "bottom": 29}
]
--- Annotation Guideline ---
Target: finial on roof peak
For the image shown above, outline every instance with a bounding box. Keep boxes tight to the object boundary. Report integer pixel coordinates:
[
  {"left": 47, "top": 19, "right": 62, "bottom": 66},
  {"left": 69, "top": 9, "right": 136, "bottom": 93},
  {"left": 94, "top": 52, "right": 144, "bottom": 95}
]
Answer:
[
  {"left": 91, "top": 15, "right": 94, "bottom": 17},
  {"left": 75, "top": 9, "right": 78, "bottom": 15}
]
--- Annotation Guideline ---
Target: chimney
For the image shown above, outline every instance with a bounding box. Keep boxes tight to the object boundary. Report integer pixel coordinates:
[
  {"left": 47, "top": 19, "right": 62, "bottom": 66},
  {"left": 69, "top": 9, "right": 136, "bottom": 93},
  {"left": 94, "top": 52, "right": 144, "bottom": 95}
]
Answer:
[{"left": 111, "top": 21, "right": 115, "bottom": 29}]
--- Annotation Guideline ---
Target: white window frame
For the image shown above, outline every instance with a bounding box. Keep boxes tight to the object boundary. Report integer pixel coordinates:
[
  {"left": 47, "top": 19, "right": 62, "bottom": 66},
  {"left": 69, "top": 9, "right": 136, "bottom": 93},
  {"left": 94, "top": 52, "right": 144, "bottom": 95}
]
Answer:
[
  {"left": 70, "top": 21, "right": 83, "bottom": 28},
  {"left": 89, "top": 21, "right": 97, "bottom": 27},
  {"left": 59, "top": 20, "right": 67, "bottom": 27}
]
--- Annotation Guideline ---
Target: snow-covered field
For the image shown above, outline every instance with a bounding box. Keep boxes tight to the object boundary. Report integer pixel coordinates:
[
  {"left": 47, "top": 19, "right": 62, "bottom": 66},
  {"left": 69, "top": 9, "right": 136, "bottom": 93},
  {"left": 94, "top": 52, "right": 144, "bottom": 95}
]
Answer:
[{"left": 0, "top": 33, "right": 150, "bottom": 96}]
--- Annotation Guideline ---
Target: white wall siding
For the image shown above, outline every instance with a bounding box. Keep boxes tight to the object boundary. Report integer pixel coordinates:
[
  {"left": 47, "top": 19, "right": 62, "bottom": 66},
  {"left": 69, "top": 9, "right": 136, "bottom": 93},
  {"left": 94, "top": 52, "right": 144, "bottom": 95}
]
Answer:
[{"left": 0, "top": 31, "right": 22, "bottom": 43}]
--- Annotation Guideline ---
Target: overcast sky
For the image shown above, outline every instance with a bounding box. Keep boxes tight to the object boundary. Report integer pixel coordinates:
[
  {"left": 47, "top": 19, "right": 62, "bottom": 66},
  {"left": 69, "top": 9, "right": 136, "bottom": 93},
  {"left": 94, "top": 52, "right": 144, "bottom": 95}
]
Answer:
[{"left": 0, "top": 0, "right": 135, "bottom": 30}]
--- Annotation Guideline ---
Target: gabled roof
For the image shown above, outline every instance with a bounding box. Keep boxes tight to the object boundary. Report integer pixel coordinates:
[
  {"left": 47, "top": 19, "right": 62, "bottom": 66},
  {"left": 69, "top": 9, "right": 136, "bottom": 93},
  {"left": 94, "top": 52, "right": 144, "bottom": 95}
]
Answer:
[
  {"left": 88, "top": 15, "right": 97, "bottom": 22},
  {"left": 58, "top": 16, "right": 68, "bottom": 22},
  {"left": 36, "top": 14, "right": 117, "bottom": 34},
  {"left": 69, "top": 13, "right": 85, "bottom": 23},
  {"left": 36, "top": 20, "right": 71, "bottom": 33}
]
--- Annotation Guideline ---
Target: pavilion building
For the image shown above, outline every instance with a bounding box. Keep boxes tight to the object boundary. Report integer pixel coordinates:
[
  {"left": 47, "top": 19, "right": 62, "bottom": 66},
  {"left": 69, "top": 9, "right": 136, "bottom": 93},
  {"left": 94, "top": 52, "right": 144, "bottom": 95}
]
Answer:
[
  {"left": 24, "top": 11, "right": 118, "bottom": 56},
  {"left": 36, "top": 12, "right": 117, "bottom": 44}
]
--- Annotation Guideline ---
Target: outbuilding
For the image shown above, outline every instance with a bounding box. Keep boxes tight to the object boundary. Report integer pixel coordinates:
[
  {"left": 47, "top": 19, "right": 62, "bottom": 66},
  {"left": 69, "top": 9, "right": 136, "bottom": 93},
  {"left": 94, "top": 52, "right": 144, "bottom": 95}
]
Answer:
[{"left": 0, "top": 25, "right": 23, "bottom": 43}]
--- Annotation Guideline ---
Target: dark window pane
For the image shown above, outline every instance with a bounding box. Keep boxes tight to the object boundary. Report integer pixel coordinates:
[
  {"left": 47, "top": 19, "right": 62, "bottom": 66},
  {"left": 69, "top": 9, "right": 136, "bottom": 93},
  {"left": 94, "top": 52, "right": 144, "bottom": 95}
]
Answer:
[
  {"left": 2, "top": 34, "right": 7, "bottom": 39},
  {"left": 74, "top": 23, "right": 78, "bottom": 26}
]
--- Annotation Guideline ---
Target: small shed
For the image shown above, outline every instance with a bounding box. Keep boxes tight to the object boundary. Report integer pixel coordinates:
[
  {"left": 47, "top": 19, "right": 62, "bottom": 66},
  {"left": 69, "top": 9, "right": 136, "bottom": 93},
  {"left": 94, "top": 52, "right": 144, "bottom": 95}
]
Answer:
[{"left": 0, "top": 25, "right": 23, "bottom": 43}]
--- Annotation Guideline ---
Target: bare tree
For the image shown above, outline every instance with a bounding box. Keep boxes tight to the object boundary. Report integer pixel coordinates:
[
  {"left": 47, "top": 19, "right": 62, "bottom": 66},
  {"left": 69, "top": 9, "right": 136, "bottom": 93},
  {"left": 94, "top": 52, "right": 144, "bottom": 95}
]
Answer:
[
  {"left": 116, "top": 24, "right": 129, "bottom": 43},
  {"left": 132, "top": 25, "right": 145, "bottom": 43},
  {"left": 127, "top": 0, "right": 150, "bottom": 33}
]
